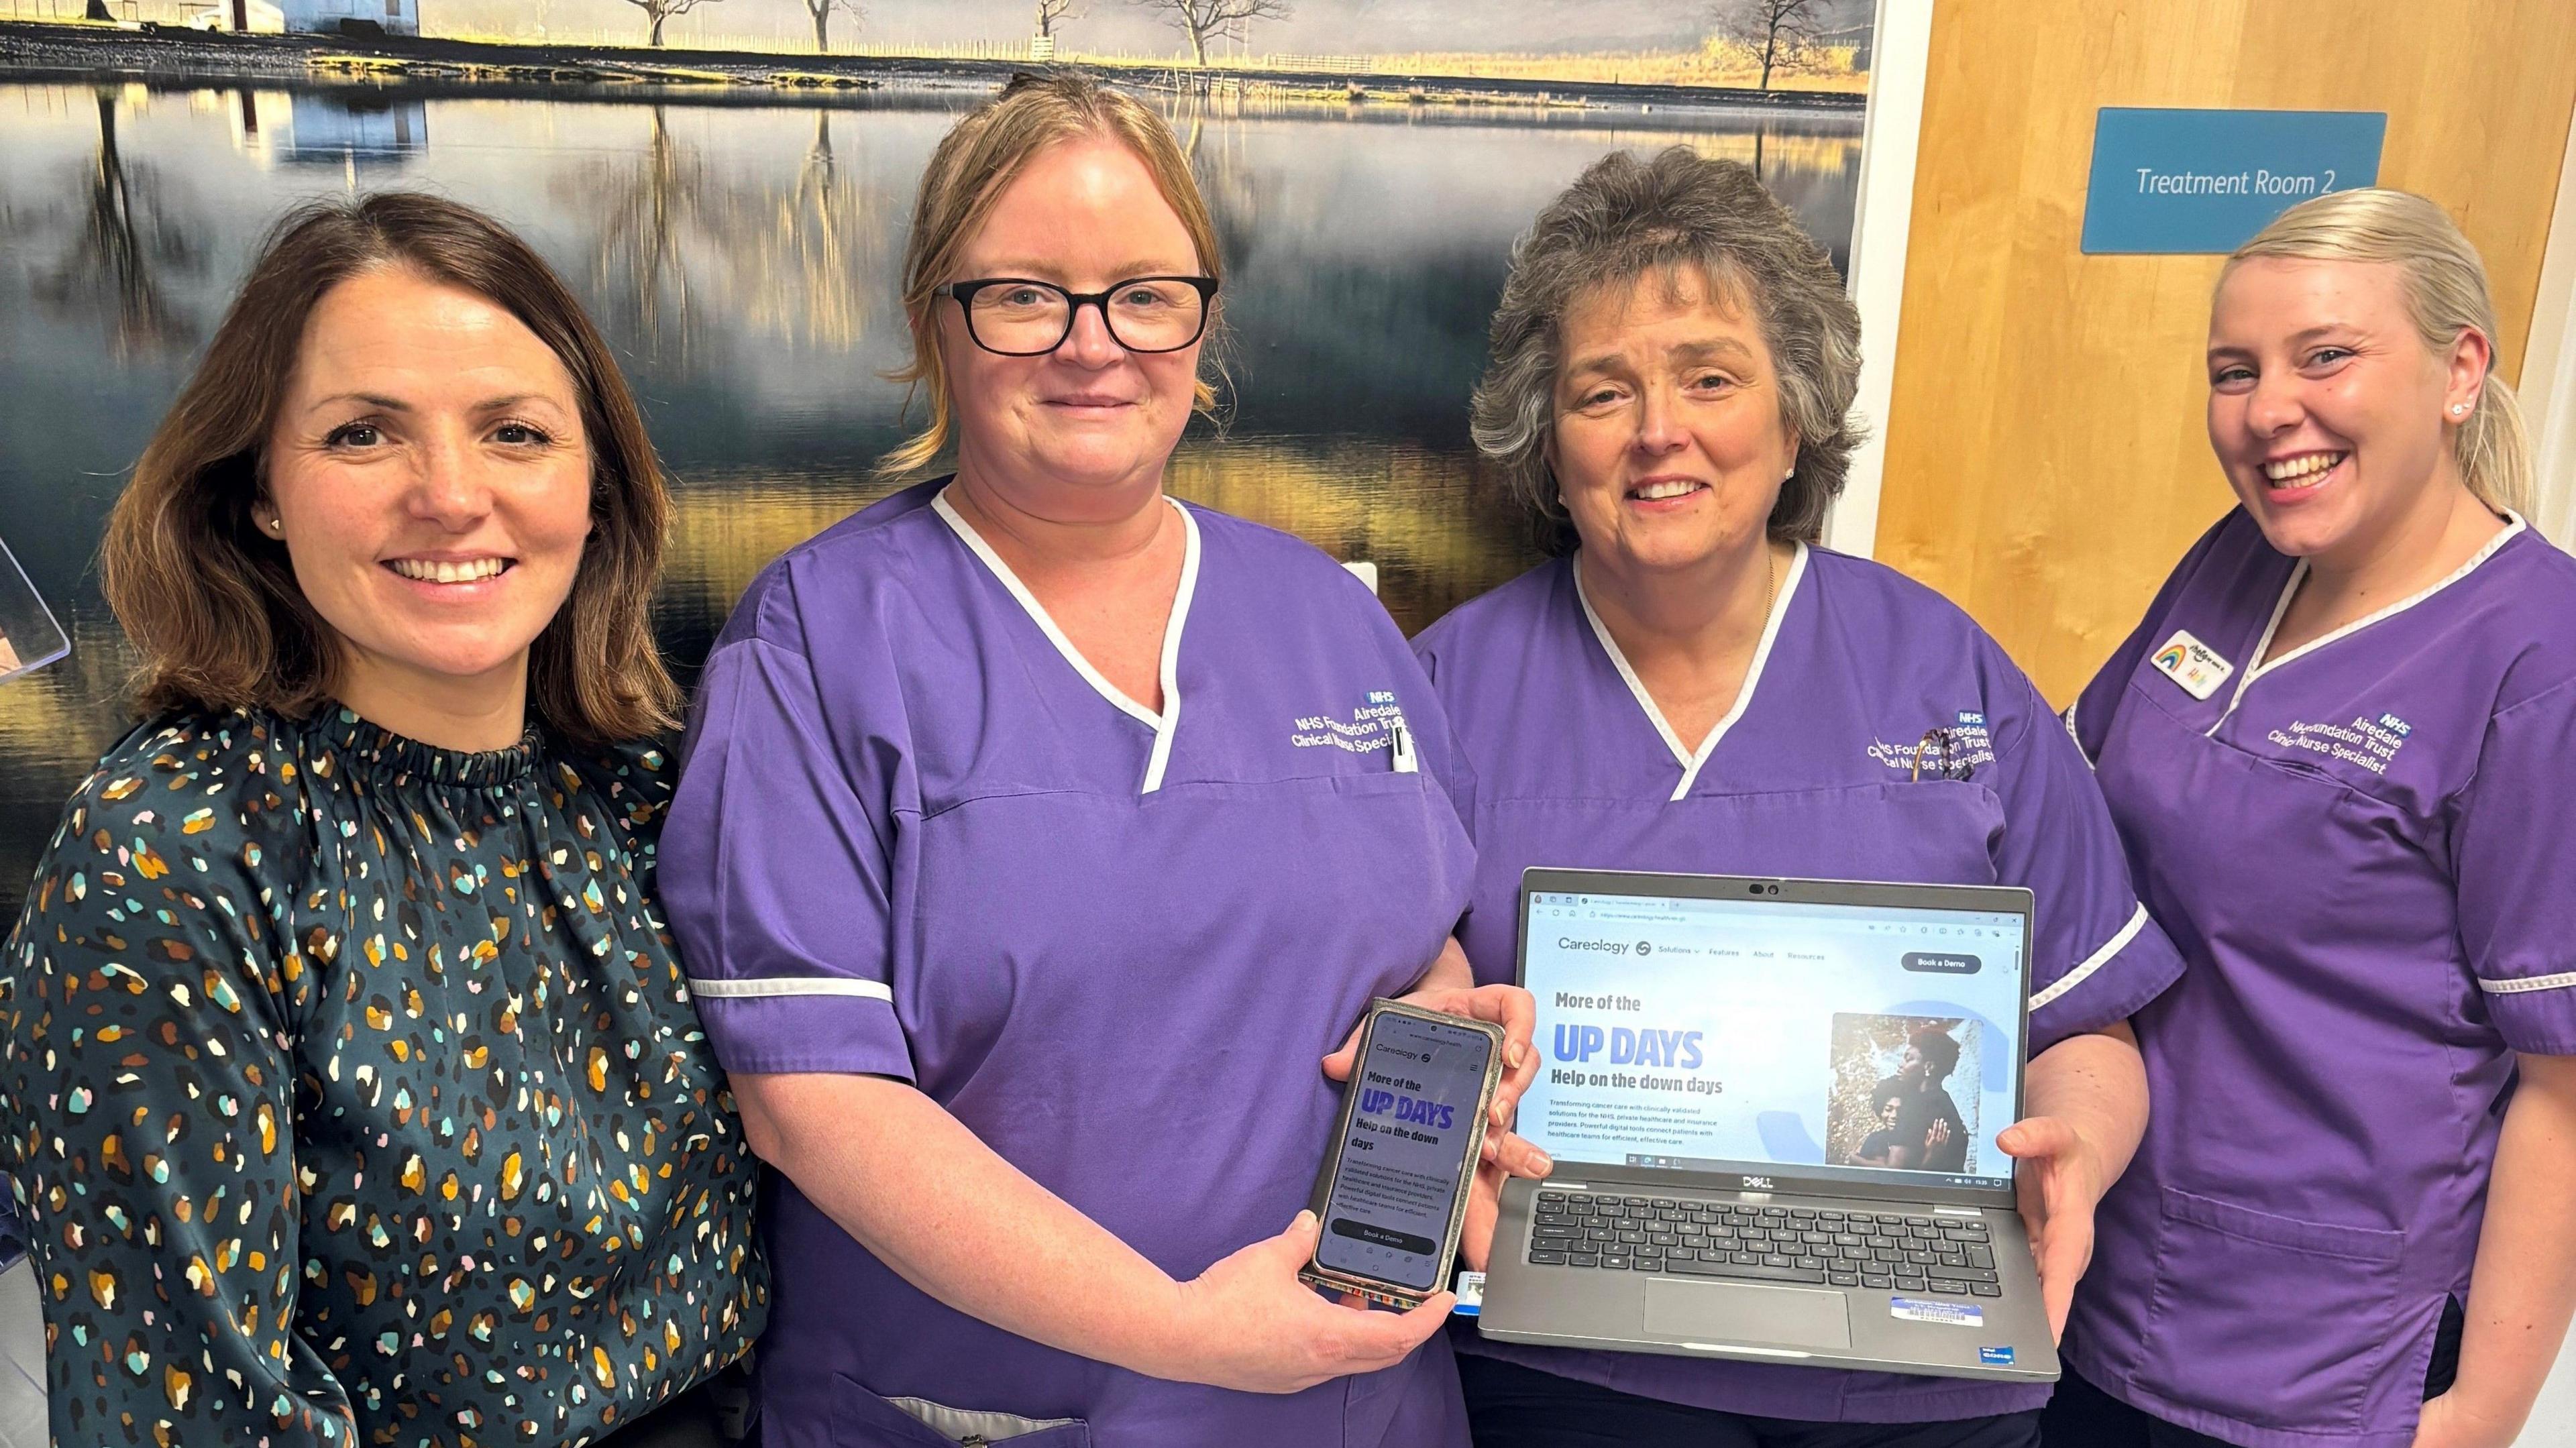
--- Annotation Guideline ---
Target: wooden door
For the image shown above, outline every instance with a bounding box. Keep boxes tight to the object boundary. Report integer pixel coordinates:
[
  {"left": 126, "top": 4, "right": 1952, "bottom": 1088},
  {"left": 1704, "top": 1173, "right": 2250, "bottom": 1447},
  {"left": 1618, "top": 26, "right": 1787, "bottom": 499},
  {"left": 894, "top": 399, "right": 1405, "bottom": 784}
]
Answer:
[{"left": 1873, "top": 0, "right": 2576, "bottom": 702}]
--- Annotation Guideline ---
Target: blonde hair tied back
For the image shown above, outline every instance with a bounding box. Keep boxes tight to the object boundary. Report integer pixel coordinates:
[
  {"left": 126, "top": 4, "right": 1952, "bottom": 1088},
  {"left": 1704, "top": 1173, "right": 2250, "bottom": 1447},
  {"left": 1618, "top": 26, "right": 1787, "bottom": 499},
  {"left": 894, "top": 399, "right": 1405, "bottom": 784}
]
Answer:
[
  {"left": 878, "top": 69, "right": 1225, "bottom": 480},
  {"left": 2226, "top": 188, "right": 2535, "bottom": 518}
]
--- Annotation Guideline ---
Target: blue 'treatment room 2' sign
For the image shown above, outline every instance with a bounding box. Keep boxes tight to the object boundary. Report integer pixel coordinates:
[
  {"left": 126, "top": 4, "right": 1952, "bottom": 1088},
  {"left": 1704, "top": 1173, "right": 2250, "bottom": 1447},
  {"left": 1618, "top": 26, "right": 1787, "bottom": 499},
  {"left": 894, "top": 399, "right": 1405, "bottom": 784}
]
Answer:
[{"left": 2081, "top": 108, "right": 2387, "bottom": 255}]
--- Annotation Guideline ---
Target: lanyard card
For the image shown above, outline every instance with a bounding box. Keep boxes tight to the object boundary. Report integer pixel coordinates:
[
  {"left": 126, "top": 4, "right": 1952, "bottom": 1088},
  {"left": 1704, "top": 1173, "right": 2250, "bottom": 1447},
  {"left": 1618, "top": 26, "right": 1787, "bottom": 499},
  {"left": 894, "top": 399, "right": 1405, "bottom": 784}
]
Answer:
[{"left": 0, "top": 533, "right": 68, "bottom": 686}]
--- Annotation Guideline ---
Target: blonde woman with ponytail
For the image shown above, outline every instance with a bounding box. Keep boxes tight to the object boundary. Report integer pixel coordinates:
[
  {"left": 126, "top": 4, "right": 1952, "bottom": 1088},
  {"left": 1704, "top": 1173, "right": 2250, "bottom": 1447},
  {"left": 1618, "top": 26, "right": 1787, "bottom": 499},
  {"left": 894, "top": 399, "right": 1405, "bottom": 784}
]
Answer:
[{"left": 2045, "top": 188, "right": 2576, "bottom": 1448}]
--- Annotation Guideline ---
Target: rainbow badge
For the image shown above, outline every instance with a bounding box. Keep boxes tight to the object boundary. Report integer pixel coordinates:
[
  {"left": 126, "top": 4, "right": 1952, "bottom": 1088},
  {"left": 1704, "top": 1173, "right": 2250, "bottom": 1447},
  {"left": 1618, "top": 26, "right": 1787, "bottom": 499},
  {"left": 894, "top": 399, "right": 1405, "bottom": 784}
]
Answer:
[{"left": 2150, "top": 630, "right": 2233, "bottom": 701}]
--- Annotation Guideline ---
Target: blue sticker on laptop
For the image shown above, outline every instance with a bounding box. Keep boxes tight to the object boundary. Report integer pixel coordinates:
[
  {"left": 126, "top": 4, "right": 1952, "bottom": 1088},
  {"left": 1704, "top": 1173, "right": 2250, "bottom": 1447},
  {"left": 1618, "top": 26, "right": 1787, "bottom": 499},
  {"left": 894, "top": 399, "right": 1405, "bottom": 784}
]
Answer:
[
  {"left": 1450, "top": 1269, "right": 1485, "bottom": 1317},
  {"left": 1888, "top": 1296, "right": 1982, "bottom": 1327},
  {"left": 1979, "top": 1345, "right": 2016, "bottom": 1366}
]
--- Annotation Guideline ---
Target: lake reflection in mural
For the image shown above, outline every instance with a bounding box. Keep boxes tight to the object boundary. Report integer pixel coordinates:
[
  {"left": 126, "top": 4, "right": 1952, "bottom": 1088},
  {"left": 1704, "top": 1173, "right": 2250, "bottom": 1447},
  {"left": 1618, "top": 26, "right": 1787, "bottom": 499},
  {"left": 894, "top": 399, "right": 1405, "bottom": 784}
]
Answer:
[{"left": 0, "top": 79, "right": 1860, "bottom": 925}]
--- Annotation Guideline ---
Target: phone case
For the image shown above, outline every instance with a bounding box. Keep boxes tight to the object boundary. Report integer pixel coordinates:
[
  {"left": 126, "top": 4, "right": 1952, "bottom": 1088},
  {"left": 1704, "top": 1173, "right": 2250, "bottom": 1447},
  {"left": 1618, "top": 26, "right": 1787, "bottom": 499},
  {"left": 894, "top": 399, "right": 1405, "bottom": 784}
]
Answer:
[{"left": 1299, "top": 998, "right": 1507, "bottom": 1310}]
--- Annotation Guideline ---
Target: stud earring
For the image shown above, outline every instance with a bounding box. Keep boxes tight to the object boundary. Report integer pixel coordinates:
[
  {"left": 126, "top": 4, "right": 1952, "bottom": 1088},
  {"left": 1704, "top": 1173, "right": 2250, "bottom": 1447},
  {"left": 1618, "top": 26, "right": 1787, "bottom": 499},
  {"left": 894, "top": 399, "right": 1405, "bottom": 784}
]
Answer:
[
  {"left": 264, "top": 517, "right": 283, "bottom": 535},
  {"left": 2452, "top": 403, "right": 2469, "bottom": 415}
]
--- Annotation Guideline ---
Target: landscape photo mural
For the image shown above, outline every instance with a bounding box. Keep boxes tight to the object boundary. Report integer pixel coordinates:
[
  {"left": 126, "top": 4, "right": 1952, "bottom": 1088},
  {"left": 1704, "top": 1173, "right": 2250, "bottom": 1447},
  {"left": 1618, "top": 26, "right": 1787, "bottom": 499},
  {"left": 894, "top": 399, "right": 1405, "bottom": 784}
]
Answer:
[{"left": 0, "top": 0, "right": 1872, "bottom": 926}]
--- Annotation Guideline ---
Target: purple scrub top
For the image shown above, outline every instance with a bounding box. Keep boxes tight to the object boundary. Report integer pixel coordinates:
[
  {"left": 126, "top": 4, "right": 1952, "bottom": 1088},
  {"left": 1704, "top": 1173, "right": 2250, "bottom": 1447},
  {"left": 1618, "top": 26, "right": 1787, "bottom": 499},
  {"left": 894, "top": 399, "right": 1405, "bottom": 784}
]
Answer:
[
  {"left": 1415, "top": 547, "right": 2182, "bottom": 1423},
  {"left": 2063, "top": 508, "right": 2576, "bottom": 1448},
  {"left": 659, "top": 480, "right": 1481, "bottom": 1448}
]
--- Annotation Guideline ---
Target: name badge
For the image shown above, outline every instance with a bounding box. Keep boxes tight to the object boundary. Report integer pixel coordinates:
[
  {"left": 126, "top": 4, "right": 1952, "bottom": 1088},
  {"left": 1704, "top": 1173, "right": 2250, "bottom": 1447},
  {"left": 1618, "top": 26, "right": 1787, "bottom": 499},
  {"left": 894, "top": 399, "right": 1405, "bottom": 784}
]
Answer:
[{"left": 2149, "top": 630, "right": 2234, "bottom": 701}]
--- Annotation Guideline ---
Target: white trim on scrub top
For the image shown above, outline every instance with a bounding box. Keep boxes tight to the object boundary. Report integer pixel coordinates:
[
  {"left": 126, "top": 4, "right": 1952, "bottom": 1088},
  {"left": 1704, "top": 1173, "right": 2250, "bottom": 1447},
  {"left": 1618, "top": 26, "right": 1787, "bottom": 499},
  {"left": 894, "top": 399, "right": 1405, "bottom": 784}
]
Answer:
[
  {"left": 1574, "top": 542, "right": 1811, "bottom": 803},
  {"left": 687, "top": 976, "right": 896, "bottom": 1001},
  {"left": 2482, "top": 970, "right": 2576, "bottom": 995},
  {"left": 2206, "top": 512, "right": 2530, "bottom": 737},
  {"left": 2027, "top": 903, "right": 2150, "bottom": 1013},
  {"left": 2059, "top": 702, "right": 2088, "bottom": 758},
  {"left": 931, "top": 484, "right": 1202, "bottom": 795}
]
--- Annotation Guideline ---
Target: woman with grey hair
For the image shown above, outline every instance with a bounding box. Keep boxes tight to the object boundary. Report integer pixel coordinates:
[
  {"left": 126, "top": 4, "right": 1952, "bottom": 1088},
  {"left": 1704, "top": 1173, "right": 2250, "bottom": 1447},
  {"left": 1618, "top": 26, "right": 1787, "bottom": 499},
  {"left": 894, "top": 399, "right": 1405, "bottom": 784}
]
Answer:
[{"left": 1413, "top": 146, "right": 2183, "bottom": 1444}]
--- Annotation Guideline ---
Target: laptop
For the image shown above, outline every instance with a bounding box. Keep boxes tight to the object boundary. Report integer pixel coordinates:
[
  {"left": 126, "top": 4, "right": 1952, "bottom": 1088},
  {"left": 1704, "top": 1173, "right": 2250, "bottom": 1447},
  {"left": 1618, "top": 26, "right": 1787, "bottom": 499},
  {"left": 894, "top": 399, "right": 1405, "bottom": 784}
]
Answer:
[{"left": 1476, "top": 869, "right": 2059, "bottom": 1384}]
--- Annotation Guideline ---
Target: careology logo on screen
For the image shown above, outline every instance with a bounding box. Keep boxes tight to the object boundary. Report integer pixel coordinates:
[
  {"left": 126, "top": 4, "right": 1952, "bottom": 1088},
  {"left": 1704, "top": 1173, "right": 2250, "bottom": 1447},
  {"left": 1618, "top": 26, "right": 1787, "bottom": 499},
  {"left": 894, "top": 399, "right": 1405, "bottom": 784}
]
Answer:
[{"left": 1555, "top": 935, "right": 1634, "bottom": 956}]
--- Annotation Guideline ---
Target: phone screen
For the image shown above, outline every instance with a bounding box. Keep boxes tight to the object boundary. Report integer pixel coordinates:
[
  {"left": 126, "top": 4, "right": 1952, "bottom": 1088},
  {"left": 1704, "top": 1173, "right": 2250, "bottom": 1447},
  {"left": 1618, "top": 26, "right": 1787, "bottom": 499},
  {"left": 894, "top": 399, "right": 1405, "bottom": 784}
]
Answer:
[{"left": 1314, "top": 1011, "right": 1495, "bottom": 1292}]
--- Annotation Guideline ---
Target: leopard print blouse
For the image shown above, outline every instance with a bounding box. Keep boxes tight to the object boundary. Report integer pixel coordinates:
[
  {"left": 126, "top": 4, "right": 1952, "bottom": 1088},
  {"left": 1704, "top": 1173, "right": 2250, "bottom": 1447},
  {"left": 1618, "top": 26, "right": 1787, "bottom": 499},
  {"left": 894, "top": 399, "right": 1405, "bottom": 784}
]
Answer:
[{"left": 0, "top": 709, "right": 766, "bottom": 1446}]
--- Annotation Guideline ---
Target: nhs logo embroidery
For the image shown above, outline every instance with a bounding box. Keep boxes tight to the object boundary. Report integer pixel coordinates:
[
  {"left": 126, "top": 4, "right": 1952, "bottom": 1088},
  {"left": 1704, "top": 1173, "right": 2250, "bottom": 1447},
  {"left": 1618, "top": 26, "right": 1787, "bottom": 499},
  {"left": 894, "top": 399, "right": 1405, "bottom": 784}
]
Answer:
[{"left": 2151, "top": 630, "right": 2233, "bottom": 700}]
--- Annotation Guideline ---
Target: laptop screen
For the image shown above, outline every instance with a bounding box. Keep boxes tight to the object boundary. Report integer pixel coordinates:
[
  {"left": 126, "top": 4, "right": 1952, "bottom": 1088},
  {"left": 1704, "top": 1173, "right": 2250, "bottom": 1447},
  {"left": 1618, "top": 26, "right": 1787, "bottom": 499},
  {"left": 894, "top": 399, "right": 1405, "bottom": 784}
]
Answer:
[{"left": 1518, "top": 885, "right": 2029, "bottom": 1193}]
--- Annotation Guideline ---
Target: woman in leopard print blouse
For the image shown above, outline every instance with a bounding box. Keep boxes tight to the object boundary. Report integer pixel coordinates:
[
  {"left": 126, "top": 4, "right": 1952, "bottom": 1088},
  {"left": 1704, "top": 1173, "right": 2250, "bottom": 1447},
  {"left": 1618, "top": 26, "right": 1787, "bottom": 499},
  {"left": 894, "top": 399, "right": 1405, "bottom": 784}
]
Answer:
[{"left": 0, "top": 194, "right": 763, "bottom": 1447}]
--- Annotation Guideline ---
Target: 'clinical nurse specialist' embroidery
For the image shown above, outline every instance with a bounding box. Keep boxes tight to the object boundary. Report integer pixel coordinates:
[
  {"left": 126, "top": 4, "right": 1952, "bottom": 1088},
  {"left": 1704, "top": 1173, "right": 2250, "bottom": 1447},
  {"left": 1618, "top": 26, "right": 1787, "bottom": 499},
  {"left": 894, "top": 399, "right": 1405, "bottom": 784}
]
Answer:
[
  {"left": 1866, "top": 712, "right": 1998, "bottom": 779},
  {"left": 2265, "top": 712, "right": 2412, "bottom": 777},
  {"left": 1291, "top": 691, "right": 1410, "bottom": 757}
]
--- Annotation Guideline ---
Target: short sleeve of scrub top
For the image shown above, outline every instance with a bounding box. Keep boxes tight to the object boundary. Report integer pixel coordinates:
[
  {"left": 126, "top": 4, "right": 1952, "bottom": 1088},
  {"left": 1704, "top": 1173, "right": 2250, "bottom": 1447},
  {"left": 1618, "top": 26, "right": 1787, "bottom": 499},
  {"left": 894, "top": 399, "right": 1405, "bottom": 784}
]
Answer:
[
  {"left": 2455, "top": 675, "right": 2576, "bottom": 1052},
  {"left": 1413, "top": 545, "right": 2182, "bottom": 1424},
  {"left": 659, "top": 565, "right": 915, "bottom": 1080},
  {"left": 1986, "top": 660, "right": 2178, "bottom": 1049}
]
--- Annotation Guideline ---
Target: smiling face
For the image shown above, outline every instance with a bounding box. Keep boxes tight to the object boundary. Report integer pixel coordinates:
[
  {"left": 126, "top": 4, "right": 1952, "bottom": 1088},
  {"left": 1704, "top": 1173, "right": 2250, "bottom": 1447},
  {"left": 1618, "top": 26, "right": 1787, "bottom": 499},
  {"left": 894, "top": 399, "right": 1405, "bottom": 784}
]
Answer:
[
  {"left": 941, "top": 134, "right": 1206, "bottom": 513},
  {"left": 256, "top": 266, "right": 594, "bottom": 722},
  {"left": 2205, "top": 256, "right": 2487, "bottom": 564},
  {"left": 1547, "top": 265, "right": 1797, "bottom": 576}
]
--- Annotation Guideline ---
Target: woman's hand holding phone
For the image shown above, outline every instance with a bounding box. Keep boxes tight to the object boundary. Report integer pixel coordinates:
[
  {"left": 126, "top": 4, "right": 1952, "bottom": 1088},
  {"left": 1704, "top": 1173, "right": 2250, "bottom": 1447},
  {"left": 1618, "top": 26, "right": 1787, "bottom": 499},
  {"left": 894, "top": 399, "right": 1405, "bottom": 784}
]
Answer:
[
  {"left": 1159, "top": 1211, "right": 1453, "bottom": 1392},
  {"left": 1320, "top": 946, "right": 1554, "bottom": 1274}
]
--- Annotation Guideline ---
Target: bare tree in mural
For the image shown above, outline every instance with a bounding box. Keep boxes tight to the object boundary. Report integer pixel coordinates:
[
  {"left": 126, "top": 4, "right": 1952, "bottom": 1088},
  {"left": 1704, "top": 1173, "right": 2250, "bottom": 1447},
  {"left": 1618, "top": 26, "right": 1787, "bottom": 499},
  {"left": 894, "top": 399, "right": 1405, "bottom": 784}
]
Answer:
[
  {"left": 1128, "top": 0, "right": 1288, "bottom": 67},
  {"left": 559, "top": 105, "right": 882, "bottom": 357},
  {"left": 1715, "top": 0, "right": 1823, "bottom": 89},
  {"left": 1174, "top": 107, "right": 1261, "bottom": 275},
  {"left": 765, "top": 109, "right": 881, "bottom": 347},
  {"left": 31, "top": 90, "right": 200, "bottom": 358},
  {"left": 799, "top": 0, "right": 861, "bottom": 52},
  {"left": 573, "top": 106, "right": 705, "bottom": 355},
  {"left": 1034, "top": 0, "right": 1079, "bottom": 42},
  {"left": 621, "top": 0, "right": 724, "bottom": 48}
]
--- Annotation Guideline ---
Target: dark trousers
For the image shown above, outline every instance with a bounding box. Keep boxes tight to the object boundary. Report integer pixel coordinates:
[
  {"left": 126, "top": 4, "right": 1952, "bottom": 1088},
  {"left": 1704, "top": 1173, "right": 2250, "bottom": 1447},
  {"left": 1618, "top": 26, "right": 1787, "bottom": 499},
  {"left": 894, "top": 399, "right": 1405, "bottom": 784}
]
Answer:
[
  {"left": 595, "top": 1362, "right": 759, "bottom": 1448},
  {"left": 2035, "top": 1372, "right": 2232, "bottom": 1448},
  {"left": 1460, "top": 1354, "right": 2043, "bottom": 1448},
  {"left": 2037, "top": 1296, "right": 2464, "bottom": 1447}
]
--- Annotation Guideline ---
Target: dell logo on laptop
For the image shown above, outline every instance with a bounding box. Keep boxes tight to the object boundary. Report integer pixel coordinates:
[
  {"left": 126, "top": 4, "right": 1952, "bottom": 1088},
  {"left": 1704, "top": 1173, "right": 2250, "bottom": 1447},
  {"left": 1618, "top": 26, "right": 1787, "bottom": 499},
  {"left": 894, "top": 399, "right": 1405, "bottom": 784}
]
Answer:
[{"left": 1739, "top": 1175, "right": 1775, "bottom": 1190}]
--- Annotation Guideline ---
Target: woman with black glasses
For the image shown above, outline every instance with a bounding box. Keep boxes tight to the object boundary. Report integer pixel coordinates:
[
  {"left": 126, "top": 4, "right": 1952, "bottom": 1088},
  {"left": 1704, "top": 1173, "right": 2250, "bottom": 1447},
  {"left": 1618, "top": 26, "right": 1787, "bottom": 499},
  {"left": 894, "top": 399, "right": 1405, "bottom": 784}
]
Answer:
[{"left": 655, "top": 71, "right": 1544, "bottom": 1447}]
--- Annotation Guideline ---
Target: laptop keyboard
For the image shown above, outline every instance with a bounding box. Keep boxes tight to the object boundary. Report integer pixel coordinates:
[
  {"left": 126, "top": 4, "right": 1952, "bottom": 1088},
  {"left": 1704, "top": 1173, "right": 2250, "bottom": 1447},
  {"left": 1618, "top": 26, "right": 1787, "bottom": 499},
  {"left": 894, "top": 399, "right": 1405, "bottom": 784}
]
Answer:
[{"left": 1526, "top": 1191, "right": 2003, "bottom": 1297}]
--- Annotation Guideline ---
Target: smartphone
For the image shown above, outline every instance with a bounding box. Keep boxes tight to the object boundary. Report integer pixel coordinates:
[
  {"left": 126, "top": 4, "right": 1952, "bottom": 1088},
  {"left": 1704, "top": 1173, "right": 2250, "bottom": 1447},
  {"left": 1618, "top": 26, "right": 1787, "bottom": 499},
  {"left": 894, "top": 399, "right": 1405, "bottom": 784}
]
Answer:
[{"left": 1301, "top": 999, "right": 1507, "bottom": 1309}]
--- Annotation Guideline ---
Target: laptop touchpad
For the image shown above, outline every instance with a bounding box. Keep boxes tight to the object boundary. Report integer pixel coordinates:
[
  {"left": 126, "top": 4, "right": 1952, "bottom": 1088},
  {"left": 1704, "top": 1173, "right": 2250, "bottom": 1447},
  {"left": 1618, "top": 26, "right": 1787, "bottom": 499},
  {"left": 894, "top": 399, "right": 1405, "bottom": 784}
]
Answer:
[{"left": 1643, "top": 1280, "right": 1852, "bottom": 1349}]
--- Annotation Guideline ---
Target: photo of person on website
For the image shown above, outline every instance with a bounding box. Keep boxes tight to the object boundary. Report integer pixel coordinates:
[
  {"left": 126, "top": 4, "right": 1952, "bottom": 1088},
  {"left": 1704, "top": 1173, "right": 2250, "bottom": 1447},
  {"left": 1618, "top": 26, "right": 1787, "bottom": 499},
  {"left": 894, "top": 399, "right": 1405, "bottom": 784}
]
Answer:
[{"left": 1827, "top": 1015, "right": 1980, "bottom": 1174}]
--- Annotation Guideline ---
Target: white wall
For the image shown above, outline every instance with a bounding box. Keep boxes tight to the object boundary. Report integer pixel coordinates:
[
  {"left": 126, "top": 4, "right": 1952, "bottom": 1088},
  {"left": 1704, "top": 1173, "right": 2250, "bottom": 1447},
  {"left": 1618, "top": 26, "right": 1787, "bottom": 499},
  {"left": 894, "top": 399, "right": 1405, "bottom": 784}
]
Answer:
[
  {"left": 2524, "top": 66, "right": 2576, "bottom": 552},
  {"left": 1824, "top": 0, "right": 1934, "bottom": 559},
  {"left": 2511, "top": 65, "right": 2576, "bottom": 1448},
  {"left": 2530, "top": 1358, "right": 2576, "bottom": 1447}
]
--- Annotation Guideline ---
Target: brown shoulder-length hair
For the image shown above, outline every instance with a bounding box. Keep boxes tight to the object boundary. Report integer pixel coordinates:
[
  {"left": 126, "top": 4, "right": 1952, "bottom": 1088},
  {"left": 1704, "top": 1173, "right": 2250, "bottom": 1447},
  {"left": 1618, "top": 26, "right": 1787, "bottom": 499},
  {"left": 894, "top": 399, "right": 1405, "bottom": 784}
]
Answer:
[{"left": 102, "top": 191, "right": 678, "bottom": 746}]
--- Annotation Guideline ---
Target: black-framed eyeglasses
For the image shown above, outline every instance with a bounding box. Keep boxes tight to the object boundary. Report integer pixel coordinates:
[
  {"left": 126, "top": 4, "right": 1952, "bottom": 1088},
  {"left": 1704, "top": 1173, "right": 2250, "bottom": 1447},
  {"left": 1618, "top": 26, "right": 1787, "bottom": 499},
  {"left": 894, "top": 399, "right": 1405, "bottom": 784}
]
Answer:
[{"left": 933, "top": 275, "right": 1218, "bottom": 356}]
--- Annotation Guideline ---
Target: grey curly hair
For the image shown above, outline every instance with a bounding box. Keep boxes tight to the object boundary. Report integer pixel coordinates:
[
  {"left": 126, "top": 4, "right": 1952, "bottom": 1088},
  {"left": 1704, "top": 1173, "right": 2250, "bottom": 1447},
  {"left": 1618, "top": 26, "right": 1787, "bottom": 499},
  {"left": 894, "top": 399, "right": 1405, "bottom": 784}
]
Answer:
[{"left": 1472, "top": 146, "right": 1864, "bottom": 555}]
